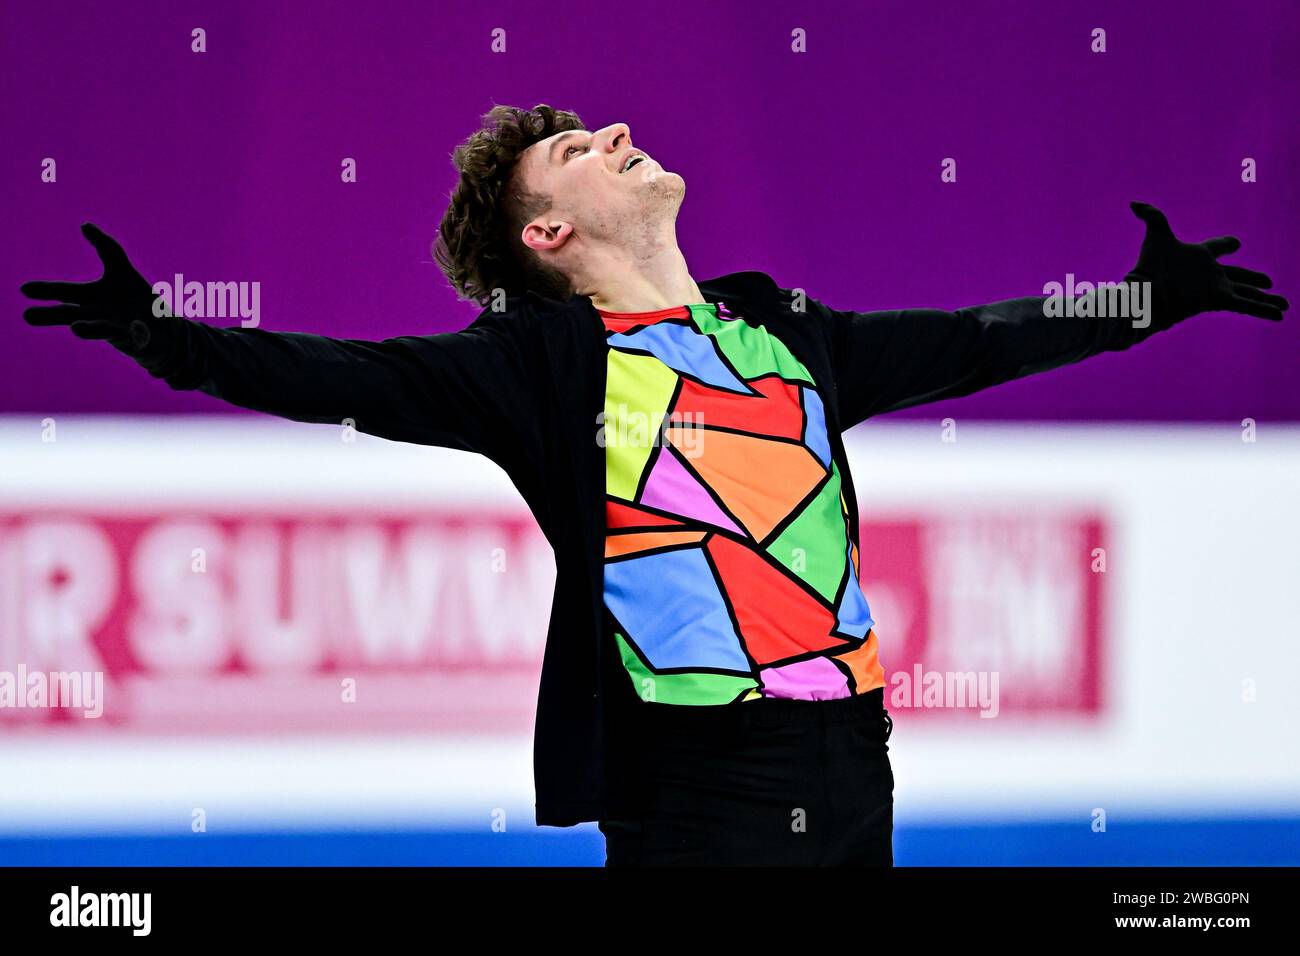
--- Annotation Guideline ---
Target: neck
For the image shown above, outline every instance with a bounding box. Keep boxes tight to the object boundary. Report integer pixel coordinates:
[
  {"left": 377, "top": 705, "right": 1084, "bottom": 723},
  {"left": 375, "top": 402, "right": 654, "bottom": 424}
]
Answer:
[{"left": 578, "top": 227, "right": 703, "bottom": 313}]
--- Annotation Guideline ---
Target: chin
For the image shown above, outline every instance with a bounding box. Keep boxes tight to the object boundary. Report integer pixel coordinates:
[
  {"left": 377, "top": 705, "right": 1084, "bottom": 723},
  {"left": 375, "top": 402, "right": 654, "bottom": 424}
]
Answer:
[{"left": 649, "top": 170, "right": 686, "bottom": 203}]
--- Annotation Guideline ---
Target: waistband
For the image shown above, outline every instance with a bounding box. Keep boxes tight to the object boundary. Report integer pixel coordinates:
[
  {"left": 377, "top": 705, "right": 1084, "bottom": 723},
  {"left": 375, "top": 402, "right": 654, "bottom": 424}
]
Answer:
[{"left": 629, "top": 686, "right": 886, "bottom": 731}]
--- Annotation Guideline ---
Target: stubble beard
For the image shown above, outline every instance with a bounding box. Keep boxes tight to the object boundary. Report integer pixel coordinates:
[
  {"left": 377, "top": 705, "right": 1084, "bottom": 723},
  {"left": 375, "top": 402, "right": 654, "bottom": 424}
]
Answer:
[{"left": 635, "top": 169, "right": 685, "bottom": 233}]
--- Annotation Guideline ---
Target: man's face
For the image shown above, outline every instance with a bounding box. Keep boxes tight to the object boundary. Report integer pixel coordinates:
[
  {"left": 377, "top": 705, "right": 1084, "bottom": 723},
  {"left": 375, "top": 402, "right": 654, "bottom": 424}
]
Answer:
[{"left": 517, "top": 122, "right": 685, "bottom": 256}]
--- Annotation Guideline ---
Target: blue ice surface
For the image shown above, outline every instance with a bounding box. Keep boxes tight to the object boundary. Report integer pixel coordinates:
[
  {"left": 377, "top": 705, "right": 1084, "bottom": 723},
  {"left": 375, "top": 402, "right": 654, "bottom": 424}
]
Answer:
[{"left": 1, "top": 816, "right": 1297, "bottom": 866}]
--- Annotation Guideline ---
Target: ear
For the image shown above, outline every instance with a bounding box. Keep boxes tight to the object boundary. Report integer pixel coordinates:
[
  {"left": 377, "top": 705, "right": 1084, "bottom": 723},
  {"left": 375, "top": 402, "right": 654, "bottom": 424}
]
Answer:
[{"left": 521, "top": 218, "right": 573, "bottom": 254}]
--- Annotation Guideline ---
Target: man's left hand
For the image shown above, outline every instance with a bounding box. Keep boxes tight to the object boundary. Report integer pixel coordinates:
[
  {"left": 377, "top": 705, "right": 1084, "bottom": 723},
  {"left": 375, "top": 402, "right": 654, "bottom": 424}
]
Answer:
[{"left": 1127, "top": 201, "right": 1288, "bottom": 324}]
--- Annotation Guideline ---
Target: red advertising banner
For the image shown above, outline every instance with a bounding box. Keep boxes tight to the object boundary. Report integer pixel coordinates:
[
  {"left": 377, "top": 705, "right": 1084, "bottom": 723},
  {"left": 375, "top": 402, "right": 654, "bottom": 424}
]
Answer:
[{"left": 0, "top": 508, "right": 1105, "bottom": 734}]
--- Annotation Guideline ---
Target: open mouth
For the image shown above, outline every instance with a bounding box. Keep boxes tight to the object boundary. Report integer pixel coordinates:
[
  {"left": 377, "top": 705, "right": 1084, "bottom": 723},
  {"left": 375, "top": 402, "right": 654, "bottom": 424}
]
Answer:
[{"left": 620, "top": 154, "right": 647, "bottom": 174}]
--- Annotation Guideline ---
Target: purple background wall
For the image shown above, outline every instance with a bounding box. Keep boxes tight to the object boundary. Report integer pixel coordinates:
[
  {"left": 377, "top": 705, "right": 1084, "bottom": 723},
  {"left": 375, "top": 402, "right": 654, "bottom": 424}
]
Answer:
[{"left": 4, "top": 0, "right": 1296, "bottom": 421}]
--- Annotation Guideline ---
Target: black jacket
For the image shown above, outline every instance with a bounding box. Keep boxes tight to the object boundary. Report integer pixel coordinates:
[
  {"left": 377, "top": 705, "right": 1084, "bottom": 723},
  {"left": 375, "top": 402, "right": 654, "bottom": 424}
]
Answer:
[{"left": 132, "top": 268, "right": 1170, "bottom": 826}]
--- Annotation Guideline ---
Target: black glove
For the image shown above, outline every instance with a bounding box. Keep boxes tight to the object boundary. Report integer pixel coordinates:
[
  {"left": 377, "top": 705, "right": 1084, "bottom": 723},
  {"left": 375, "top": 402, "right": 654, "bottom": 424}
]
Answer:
[
  {"left": 1126, "top": 201, "right": 1288, "bottom": 328},
  {"left": 21, "top": 223, "right": 176, "bottom": 372}
]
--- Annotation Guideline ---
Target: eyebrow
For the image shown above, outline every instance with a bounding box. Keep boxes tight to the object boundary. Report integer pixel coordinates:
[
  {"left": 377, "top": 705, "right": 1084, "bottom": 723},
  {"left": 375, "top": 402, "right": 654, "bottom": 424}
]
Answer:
[{"left": 548, "top": 130, "right": 587, "bottom": 165}]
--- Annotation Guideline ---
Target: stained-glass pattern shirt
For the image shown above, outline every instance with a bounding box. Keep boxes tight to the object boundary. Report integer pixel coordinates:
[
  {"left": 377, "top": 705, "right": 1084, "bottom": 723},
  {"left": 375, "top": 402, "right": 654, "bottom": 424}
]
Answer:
[{"left": 599, "top": 300, "right": 886, "bottom": 705}]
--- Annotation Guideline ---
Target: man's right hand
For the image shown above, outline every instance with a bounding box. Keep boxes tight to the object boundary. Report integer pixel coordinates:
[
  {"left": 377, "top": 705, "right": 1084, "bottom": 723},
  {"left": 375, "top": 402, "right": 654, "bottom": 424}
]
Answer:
[{"left": 21, "top": 223, "right": 167, "bottom": 358}]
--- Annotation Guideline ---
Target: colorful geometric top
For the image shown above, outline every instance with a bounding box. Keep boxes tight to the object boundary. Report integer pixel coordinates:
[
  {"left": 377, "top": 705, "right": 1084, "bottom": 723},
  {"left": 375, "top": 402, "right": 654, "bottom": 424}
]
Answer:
[{"left": 598, "top": 300, "right": 886, "bottom": 705}]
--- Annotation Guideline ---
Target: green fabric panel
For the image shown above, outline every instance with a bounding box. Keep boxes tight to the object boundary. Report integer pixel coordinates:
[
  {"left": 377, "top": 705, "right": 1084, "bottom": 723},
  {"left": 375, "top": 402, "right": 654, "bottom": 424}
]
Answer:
[
  {"left": 765, "top": 460, "right": 848, "bottom": 602},
  {"left": 687, "top": 303, "right": 813, "bottom": 384},
  {"left": 614, "top": 631, "right": 758, "bottom": 705}
]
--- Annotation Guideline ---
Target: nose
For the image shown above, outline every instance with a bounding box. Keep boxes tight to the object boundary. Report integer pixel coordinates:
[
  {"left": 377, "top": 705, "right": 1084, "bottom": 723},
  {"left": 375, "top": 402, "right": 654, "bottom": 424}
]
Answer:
[{"left": 601, "top": 122, "right": 631, "bottom": 154}]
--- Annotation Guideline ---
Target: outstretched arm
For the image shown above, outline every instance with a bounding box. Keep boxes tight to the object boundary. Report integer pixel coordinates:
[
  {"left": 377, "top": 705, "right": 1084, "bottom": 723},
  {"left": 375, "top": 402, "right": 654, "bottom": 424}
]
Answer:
[
  {"left": 21, "top": 224, "right": 537, "bottom": 462},
  {"left": 807, "top": 203, "right": 1288, "bottom": 429}
]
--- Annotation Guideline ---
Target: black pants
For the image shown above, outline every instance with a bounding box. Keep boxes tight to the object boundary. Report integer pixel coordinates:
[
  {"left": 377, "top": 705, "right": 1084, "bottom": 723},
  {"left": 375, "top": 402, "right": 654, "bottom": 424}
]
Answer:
[{"left": 599, "top": 687, "right": 894, "bottom": 866}]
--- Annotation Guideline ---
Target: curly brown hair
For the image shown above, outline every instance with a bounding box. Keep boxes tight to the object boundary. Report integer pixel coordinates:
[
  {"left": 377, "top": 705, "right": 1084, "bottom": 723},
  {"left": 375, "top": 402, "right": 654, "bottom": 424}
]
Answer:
[{"left": 433, "top": 103, "right": 587, "bottom": 307}]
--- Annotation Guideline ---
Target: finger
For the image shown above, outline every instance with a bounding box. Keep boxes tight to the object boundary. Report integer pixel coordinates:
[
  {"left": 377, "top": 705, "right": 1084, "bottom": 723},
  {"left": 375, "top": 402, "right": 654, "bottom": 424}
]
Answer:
[
  {"left": 81, "top": 222, "right": 132, "bottom": 273},
  {"left": 1223, "top": 265, "right": 1273, "bottom": 288},
  {"left": 1130, "top": 201, "right": 1175, "bottom": 239},
  {"left": 69, "top": 320, "right": 125, "bottom": 341},
  {"left": 20, "top": 280, "right": 95, "bottom": 304},
  {"left": 1202, "top": 235, "right": 1242, "bottom": 258},
  {"left": 1225, "top": 294, "right": 1284, "bottom": 322},
  {"left": 23, "top": 304, "right": 85, "bottom": 326},
  {"left": 1231, "top": 283, "right": 1289, "bottom": 311}
]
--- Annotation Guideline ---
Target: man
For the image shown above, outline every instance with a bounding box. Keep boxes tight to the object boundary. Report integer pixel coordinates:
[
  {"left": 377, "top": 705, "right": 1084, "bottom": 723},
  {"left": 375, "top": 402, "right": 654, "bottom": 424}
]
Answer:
[{"left": 21, "top": 103, "right": 1288, "bottom": 866}]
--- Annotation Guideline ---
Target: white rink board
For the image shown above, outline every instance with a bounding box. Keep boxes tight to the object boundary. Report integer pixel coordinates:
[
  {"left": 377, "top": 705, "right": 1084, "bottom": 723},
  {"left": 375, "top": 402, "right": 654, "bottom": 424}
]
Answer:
[{"left": 0, "top": 416, "right": 1297, "bottom": 831}]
